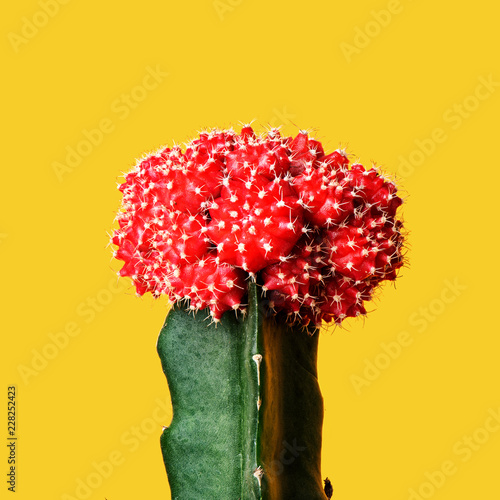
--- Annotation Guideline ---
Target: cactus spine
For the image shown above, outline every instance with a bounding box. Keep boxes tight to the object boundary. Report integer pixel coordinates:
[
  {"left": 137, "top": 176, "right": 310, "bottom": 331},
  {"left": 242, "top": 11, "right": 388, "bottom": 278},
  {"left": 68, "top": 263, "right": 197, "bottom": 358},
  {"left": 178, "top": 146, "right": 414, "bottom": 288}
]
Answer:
[{"left": 157, "top": 282, "right": 326, "bottom": 499}]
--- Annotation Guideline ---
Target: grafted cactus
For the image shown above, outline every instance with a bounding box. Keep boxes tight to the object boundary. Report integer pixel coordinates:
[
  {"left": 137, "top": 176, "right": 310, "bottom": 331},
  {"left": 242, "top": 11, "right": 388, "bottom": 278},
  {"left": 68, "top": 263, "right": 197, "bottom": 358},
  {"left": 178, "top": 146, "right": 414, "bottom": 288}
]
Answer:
[{"left": 111, "top": 125, "right": 405, "bottom": 498}]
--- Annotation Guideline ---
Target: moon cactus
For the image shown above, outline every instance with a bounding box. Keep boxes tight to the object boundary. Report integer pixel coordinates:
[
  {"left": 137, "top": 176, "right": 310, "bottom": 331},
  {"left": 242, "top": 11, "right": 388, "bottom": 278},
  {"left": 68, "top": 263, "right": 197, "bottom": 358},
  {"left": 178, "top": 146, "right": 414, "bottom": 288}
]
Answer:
[{"left": 111, "top": 125, "right": 404, "bottom": 498}]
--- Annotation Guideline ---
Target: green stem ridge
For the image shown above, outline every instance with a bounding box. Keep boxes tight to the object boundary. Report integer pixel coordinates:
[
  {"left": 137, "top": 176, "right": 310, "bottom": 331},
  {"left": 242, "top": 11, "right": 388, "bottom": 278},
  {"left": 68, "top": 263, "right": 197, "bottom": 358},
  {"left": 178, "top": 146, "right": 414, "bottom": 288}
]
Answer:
[{"left": 157, "top": 283, "right": 327, "bottom": 499}]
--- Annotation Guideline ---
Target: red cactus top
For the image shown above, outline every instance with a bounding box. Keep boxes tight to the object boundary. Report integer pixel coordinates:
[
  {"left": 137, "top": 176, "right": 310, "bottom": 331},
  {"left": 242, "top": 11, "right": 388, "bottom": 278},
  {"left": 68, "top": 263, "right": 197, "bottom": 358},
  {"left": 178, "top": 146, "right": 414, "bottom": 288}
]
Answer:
[{"left": 112, "top": 125, "right": 404, "bottom": 327}]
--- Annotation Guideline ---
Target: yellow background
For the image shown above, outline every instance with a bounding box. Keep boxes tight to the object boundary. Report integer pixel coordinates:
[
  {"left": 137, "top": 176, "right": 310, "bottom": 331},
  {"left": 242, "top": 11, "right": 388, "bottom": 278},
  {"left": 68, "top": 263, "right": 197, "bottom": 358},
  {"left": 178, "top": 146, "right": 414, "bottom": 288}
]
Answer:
[{"left": 2, "top": 0, "right": 499, "bottom": 498}]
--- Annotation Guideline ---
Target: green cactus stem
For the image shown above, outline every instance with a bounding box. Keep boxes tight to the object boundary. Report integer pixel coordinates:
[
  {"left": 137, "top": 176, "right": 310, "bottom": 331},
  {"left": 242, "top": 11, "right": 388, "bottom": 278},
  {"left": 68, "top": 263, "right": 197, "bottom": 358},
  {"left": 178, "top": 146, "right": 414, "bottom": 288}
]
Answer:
[{"left": 157, "top": 282, "right": 327, "bottom": 499}]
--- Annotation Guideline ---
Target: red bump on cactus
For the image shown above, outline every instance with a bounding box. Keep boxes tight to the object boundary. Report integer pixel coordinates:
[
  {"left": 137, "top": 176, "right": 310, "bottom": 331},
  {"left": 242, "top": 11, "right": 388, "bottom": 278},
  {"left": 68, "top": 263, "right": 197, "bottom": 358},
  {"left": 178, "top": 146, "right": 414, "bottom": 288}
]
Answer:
[
  {"left": 206, "top": 176, "right": 304, "bottom": 274},
  {"left": 166, "top": 255, "right": 247, "bottom": 321},
  {"left": 291, "top": 158, "right": 354, "bottom": 227},
  {"left": 262, "top": 235, "right": 325, "bottom": 319},
  {"left": 225, "top": 131, "right": 291, "bottom": 180},
  {"left": 112, "top": 125, "right": 405, "bottom": 326}
]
